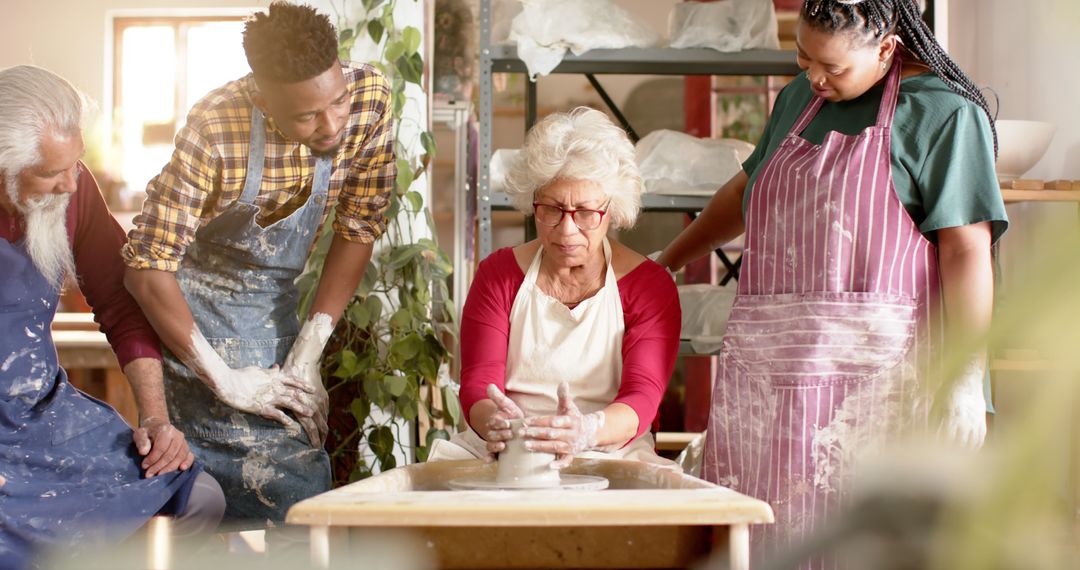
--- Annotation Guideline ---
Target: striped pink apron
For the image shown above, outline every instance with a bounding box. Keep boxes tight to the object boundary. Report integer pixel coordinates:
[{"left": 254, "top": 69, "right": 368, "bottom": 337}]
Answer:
[{"left": 702, "top": 54, "right": 941, "bottom": 567}]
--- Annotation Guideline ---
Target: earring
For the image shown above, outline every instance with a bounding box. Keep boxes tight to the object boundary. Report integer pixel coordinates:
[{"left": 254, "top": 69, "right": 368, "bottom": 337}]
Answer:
[{"left": 880, "top": 60, "right": 887, "bottom": 70}]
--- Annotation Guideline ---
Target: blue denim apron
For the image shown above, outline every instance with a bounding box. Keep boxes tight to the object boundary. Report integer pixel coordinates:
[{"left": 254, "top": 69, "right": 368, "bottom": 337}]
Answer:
[
  {"left": 0, "top": 238, "right": 199, "bottom": 570},
  {"left": 163, "top": 107, "right": 332, "bottom": 525}
]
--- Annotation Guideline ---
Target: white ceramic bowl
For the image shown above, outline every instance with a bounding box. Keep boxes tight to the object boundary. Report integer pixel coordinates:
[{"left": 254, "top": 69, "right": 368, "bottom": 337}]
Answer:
[{"left": 995, "top": 119, "right": 1056, "bottom": 182}]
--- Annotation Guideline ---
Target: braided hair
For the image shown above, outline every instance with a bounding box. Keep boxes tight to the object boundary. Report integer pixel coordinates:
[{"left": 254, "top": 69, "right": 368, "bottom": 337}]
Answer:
[{"left": 801, "top": 0, "right": 997, "bottom": 156}]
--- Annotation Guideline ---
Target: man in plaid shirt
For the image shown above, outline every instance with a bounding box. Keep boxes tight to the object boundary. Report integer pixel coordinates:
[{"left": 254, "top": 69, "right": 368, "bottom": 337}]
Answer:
[{"left": 123, "top": 1, "right": 394, "bottom": 526}]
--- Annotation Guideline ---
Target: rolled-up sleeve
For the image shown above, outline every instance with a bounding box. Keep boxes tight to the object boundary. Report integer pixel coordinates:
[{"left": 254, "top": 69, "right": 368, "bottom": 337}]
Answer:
[
  {"left": 334, "top": 71, "right": 395, "bottom": 244},
  {"left": 122, "top": 123, "right": 219, "bottom": 272}
]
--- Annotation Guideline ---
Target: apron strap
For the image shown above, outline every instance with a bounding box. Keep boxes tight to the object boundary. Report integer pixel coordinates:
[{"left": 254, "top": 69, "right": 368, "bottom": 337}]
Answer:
[
  {"left": 875, "top": 50, "right": 904, "bottom": 128},
  {"left": 787, "top": 94, "right": 825, "bottom": 137},
  {"left": 312, "top": 154, "right": 333, "bottom": 198},
  {"left": 239, "top": 107, "right": 268, "bottom": 205},
  {"left": 240, "top": 107, "right": 334, "bottom": 205}
]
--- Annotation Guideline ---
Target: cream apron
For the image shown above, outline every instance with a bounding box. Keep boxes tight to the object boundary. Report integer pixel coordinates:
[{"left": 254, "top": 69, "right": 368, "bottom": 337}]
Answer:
[{"left": 431, "top": 239, "right": 668, "bottom": 465}]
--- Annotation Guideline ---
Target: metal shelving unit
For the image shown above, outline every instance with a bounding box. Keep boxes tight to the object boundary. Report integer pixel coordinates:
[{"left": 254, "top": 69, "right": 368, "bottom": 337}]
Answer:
[{"left": 477, "top": 0, "right": 802, "bottom": 259}]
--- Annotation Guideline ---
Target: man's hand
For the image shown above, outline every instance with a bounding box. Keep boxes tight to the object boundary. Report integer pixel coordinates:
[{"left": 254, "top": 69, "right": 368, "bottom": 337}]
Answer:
[
  {"left": 281, "top": 358, "right": 329, "bottom": 448},
  {"left": 132, "top": 416, "right": 195, "bottom": 478},
  {"left": 523, "top": 382, "right": 605, "bottom": 469},
  {"left": 281, "top": 313, "right": 334, "bottom": 448},
  {"left": 479, "top": 384, "right": 525, "bottom": 460},
  {"left": 209, "top": 365, "right": 312, "bottom": 430},
  {"left": 937, "top": 359, "right": 988, "bottom": 450}
]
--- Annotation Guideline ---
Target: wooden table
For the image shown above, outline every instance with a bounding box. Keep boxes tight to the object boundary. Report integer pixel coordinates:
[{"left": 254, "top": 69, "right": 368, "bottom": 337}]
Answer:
[
  {"left": 287, "top": 458, "right": 773, "bottom": 570},
  {"left": 52, "top": 312, "right": 137, "bottom": 424}
]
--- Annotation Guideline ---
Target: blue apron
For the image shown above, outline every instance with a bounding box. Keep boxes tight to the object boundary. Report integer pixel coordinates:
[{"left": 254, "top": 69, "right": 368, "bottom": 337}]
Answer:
[
  {"left": 163, "top": 107, "right": 332, "bottom": 526},
  {"left": 0, "top": 238, "right": 199, "bottom": 570}
]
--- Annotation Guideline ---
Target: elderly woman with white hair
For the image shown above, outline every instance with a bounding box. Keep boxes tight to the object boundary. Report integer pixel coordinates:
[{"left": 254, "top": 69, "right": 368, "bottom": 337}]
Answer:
[{"left": 434, "top": 107, "right": 680, "bottom": 468}]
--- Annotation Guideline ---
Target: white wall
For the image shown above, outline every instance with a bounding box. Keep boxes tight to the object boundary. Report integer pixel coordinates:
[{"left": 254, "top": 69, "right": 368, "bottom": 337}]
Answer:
[
  {"left": 950, "top": 0, "right": 1080, "bottom": 179},
  {"left": 0, "top": 1, "right": 269, "bottom": 115}
]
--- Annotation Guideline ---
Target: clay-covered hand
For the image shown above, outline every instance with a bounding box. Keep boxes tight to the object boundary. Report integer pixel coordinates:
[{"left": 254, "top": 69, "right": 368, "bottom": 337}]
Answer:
[
  {"left": 523, "top": 381, "right": 605, "bottom": 469},
  {"left": 208, "top": 364, "right": 311, "bottom": 427},
  {"left": 132, "top": 416, "right": 196, "bottom": 478},
  {"left": 479, "top": 383, "right": 525, "bottom": 460},
  {"left": 281, "top": 314, "right": 334, "bottom": 448},
  {"left": 937, "top": 358, "right": 987, "bottom": 450},
  {"left": 187, "top": 328, "right": 308, "bottom": 429},
  {"left": 280, "top": 359, "right": 329, "bottom": 448}
]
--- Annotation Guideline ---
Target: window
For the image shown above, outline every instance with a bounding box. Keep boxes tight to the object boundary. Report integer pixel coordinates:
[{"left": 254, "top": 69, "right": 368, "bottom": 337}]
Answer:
[{"left": 111, "top": 16, "right": 250, "bottom": 208}]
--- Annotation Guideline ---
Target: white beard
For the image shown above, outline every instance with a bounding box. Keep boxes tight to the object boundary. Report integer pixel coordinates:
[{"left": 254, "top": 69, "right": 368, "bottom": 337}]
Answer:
[{"left": 6, "top": 177, "right": 75, "bottom": 291}]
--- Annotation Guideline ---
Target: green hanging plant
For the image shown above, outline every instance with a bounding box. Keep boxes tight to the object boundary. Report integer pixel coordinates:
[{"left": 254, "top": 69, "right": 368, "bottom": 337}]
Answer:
[{"left": 297, "top": 0, "right": 461, "bottom": 485}]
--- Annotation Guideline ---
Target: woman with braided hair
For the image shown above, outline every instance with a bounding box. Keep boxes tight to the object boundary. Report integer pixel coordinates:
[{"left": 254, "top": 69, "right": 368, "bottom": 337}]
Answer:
[{"left": 657, "top": 0, "right": 1007, "bottom": 564}]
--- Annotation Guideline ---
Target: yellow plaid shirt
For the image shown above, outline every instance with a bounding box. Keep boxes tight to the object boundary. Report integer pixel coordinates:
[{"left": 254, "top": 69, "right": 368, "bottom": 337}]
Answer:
[{"left": 122, "top": 63, "right": 395, "bottom": 272}]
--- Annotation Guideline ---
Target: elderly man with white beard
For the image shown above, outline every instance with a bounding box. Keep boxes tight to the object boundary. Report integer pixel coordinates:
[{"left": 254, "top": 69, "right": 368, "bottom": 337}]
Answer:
[{"left": 0, "top": 65, "right": 224, "bottom": 570}]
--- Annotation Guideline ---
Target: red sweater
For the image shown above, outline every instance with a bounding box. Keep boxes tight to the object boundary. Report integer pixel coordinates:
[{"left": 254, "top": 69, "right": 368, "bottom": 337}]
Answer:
[
  {"left": 459, "top": 247, "right": 681, "bottom": 439},
  {"left": 0, "top": 165, "right": 162, "bottom": 367}
]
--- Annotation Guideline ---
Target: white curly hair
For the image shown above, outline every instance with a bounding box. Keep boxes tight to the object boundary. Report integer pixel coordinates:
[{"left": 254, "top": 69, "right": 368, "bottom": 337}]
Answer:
[{"left": 503, "top": 106, "right": 642, "bottom": 230}]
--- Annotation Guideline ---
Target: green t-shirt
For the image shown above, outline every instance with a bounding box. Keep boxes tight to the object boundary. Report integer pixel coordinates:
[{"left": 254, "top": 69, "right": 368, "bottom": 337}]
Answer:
[{"left": 742, "top": 72, "right": 1009, "bottom": 245}]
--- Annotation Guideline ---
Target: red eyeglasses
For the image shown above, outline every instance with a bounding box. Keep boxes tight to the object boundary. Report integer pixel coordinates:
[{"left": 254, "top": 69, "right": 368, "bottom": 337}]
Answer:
[{"left": 531, "top": 201, "right": 611, "bottom": 231}]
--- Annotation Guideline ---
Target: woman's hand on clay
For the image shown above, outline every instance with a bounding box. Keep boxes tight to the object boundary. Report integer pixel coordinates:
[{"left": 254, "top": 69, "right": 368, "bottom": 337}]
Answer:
[
  {"left": 937, "top": 361, "right": 987, "bottom": 450},
  {"left": 480, "top": 383, "right": 525, "bottom": 459},
  {"left": 523, "top": 382, "right": 604, "bottom": 469}
]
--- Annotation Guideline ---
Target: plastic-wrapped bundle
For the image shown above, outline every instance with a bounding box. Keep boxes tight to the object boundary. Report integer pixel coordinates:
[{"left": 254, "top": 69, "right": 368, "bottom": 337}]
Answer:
[
  {"left": 508, "top": 0, "right": 661, "bottom": 79},
  {"left": 669, "top": 0, "right": 781, "bottom": 52},
  {"left": 488, "top": 148, "right": 519, "bottom": 194},
  {"left": 635, "top": 130, "right": 755, "bottom": 196},
  {"left": 678, "top": 284, "right": 737, "bottom": 355}
]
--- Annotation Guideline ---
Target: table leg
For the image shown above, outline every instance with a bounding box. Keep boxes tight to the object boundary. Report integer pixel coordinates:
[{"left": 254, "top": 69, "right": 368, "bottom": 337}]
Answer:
[
  {"left": 309, "top": 526, "right": 348, "bottom": 568},
  {"left": 729, "top": 523, "right": 750, "bottom": 570}
]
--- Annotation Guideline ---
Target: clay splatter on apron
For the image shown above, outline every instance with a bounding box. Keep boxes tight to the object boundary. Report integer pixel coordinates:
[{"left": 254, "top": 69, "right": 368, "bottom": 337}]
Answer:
[
  {"left": 163, "top": 107, "right": 332, "bottom": 524},
  {"left": 1, "top": 238, "right": 199, "bottom": 569}
]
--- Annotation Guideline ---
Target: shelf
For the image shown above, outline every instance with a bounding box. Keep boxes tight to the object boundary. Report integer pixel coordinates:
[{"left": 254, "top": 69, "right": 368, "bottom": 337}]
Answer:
[
  {"left": 488, "top": 45, "right": 802, "bottom": 76},
  {"left": 640, "top": 194, "right": 713, "bottom": 212},
  {"left": 486, "top": 191, "right": 711, "bottom": 213},
  {"left": 1002, "top": 190, "right": 1080, "bottom": 203}
]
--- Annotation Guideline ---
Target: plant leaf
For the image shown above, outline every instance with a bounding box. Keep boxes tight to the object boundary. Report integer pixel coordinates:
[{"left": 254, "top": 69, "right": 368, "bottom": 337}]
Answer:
[
  {"left": 350, "top": 398, "right": 370, "bottom": 426},
  {"left": 420, "top": 130, "right": 436, "bottom": 158},
  {"left": 402, "top": 26, "right": 421, "bottom": 55},
  {"left": 369, "top": 425, "right": 394, "bottom": 456},
  {"left": 405, "top": 190, "right": 423, "bottom": 212},
  {"left": 389, "top": 308, "right": 412, "bottom": 330},
  {"left": 385, "top": 374, "right": 408, "bottom": 397},
  {"left": 332, "top": 349, "right": 359, "bottom": 379},
  {"left": 385, "top": 40, "right": 406, "bottom": 64},
  {"left": 366, "top": 19, "right": 384, "bottom": 44},
  {"left": 442, "top": 385, "right": 463, "bottom": 428},
  {"left": 395, "top": 158, "right": 414, "bottom": 194},
  {"left": 346, "top": 302, "right": 370, "bottom": 329}
]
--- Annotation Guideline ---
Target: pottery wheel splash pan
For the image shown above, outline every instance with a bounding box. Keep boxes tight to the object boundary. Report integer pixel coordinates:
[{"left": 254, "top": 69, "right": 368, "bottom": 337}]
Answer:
[{"left": 446, "top": 473, "right": 609, "bottom": 491}]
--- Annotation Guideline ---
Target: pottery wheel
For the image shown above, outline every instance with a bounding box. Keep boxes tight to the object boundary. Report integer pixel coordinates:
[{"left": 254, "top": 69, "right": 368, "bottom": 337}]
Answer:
[{"left": 446, "top": 474, "right": 609, "bottom": 491}]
